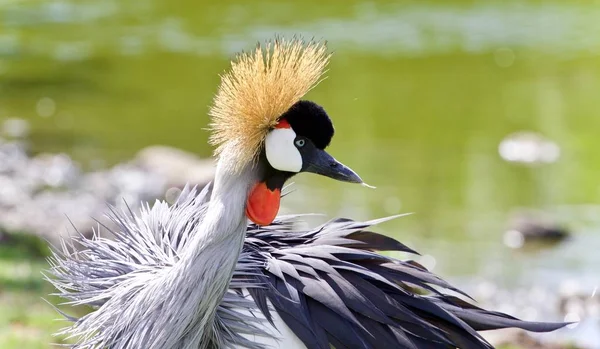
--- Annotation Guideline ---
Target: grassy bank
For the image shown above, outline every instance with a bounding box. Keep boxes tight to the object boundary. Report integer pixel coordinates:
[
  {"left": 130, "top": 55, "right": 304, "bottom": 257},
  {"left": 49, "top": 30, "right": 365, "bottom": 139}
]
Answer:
[{"left": 0, "top": 233, "right": 69, "bottom": 349}]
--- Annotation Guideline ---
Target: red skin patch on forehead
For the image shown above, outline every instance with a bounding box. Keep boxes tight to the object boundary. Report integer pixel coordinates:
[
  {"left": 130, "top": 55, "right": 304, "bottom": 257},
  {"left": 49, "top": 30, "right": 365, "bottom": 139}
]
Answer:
[{"left": 275, "top": 119, "right": 291, "bottom": 129}]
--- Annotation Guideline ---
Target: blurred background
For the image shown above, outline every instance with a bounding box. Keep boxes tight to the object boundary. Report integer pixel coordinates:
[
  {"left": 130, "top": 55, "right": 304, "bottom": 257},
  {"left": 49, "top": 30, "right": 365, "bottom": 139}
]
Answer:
[{"left": 1, "top": 0, "right": 599, "bottom": 348}]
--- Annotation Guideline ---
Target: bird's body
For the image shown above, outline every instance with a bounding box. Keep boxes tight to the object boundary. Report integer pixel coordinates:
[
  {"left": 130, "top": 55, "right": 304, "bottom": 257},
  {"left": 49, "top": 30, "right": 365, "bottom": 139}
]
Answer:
[
  {"left": 47, "top": 38, "right": 566, "bottom": 349},
  {"left": 51, "top": 184, "right": 564, "bottom": 349}
]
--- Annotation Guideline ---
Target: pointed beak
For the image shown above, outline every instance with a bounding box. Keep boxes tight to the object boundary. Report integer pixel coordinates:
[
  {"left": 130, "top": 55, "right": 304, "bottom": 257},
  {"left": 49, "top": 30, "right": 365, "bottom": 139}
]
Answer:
[{"left": 302, "top": 148, "right": 363, "bottom": 184}]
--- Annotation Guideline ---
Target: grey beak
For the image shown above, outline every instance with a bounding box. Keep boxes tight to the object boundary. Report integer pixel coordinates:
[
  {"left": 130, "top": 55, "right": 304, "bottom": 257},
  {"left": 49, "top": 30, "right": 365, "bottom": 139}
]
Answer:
[{"left": 302, "top": 148, "right": 363, "bottom": 184}]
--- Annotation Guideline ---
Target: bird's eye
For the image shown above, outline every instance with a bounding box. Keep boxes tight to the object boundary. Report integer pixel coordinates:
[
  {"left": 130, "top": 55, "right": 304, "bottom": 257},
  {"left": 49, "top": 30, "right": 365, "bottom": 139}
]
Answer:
[{"left": 295, "top": 138, "right": 306, "bottom": 148}]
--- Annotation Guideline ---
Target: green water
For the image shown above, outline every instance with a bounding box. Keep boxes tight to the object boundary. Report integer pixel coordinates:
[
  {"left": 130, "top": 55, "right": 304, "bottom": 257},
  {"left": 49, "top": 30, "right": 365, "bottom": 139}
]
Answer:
[{"left": 1, "top": 0, "right": 600, "bottom": 289}]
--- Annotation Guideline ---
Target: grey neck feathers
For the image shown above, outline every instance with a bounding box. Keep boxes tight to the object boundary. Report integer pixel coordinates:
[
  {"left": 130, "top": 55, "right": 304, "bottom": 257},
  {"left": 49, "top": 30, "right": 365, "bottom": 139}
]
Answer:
[
  {"left": 165, "top": 160, "right": 258, "bottom": 349},
  {"left": 185, "top": 160, "right": 256, "bottom": 253}
]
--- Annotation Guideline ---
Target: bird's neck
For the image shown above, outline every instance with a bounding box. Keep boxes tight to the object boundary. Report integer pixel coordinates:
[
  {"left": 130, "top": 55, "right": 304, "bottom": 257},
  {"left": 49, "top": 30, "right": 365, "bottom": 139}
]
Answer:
[
  {"left": 182, "top": 161, "right": 253, "bottom": 264},
  {"left": 173, "top": 160, "right": 257, "bottom": 346},
  {"left": 195, "top": 161, "right": 255, "bottom": 247}
]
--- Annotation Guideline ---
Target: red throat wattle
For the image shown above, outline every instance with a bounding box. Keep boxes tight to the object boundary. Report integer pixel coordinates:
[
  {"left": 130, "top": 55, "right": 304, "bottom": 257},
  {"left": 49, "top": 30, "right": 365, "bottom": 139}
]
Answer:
[{"left": 246, "top": 181, "right": 281, "bottom": 226}]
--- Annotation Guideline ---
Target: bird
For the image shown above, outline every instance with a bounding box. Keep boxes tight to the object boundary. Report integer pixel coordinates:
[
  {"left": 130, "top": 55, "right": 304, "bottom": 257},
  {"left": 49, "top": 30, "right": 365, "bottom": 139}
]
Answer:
[{"left": 46, "top": 38, "right": 567, "bottom": 349}]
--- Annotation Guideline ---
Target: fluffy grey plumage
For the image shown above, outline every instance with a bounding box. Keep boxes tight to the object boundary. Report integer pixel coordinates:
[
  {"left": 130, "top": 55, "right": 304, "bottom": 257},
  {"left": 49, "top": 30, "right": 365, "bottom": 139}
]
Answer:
[
  {"left": 48, "top": 182, "right": 566, "bottom": 349},
  {"left": 47, "top": 160, "right": 270, "bottom": 349}
]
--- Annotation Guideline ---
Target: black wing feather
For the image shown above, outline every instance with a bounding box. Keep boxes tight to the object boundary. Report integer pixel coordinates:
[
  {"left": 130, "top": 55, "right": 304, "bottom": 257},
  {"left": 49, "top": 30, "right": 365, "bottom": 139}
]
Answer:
[{"left": 235, "top": 215, "right": 567, "bottom": 348}]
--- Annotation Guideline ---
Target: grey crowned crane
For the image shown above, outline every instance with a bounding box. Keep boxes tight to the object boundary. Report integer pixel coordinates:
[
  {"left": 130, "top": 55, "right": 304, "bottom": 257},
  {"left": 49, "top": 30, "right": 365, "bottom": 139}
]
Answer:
[{"left": 47, "top": 38, "right": 566, "bottom": 349}]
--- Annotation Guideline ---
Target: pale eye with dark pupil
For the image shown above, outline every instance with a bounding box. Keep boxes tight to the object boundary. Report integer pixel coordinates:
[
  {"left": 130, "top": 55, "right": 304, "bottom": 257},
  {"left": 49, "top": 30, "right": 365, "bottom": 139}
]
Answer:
[{"left": 295, "top": 138, "right": 305, "bottom": 148}]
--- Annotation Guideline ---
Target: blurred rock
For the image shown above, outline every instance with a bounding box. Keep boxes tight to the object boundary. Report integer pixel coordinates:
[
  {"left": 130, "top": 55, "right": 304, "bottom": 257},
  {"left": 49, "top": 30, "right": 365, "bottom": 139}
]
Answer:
[
  {"left": 1, "top": 117, "right": 30, "bottom": 138},
  {"left": 134, "top": 145, "right": 215, "bottom": 189},
  {"left": 468, "top": 279, "right": 598, "bottom": 349},
  {"left": 505, "top": 209, "right": 570, "bottom": 248},
  {"left": 488, "top": 330, "right": 586, "bottom": 349},
  {"left": 558, "top": 285, "right": 600, "bottom": 319},
  {"left": 499, "top": 131, "right": 560, "bottom": 165},
  {"left": 30, "top": 152, "right": 80, "bottom": 188},
  {"left": 0, "top": 138, "right": 213, "bottom": 246}
]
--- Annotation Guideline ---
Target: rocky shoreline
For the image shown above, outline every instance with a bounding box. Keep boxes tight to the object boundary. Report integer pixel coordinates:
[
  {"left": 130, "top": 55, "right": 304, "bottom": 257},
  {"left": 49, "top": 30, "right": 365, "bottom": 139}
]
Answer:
[{"left": 0, "top": 136, "right": 214, "bottom": 246}]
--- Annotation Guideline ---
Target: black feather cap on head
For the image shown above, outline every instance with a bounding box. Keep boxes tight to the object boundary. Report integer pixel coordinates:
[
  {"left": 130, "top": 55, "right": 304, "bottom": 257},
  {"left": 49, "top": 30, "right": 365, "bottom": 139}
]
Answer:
[{"left": 280, "top": 100, "right": 335, "bottom": 150}]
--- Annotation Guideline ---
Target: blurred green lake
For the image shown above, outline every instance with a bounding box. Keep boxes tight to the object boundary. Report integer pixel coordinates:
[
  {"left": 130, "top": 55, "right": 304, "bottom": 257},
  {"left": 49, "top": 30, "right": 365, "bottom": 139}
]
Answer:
[{"left": 1, "top": 0, "right": 600, "bottom": 292}]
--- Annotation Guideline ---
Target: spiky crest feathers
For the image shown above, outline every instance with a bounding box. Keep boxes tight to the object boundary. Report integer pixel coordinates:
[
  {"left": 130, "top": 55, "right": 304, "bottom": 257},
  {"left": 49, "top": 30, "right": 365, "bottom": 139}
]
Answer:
[{"left": 208, "top": 38, "right": 331, "bottom": 173}]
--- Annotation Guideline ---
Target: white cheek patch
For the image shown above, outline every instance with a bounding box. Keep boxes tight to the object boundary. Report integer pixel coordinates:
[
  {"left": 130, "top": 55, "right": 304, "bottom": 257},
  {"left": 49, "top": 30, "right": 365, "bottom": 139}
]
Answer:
[{"left": 265, "top": 128, "right": 303, "bottom": 172}]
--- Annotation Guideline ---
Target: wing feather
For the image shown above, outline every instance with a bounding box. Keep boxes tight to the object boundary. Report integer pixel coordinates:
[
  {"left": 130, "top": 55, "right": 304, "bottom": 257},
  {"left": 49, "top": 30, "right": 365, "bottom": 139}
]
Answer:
[{"left": 234, "top": 214, "right": 567, "bottom": 348}]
